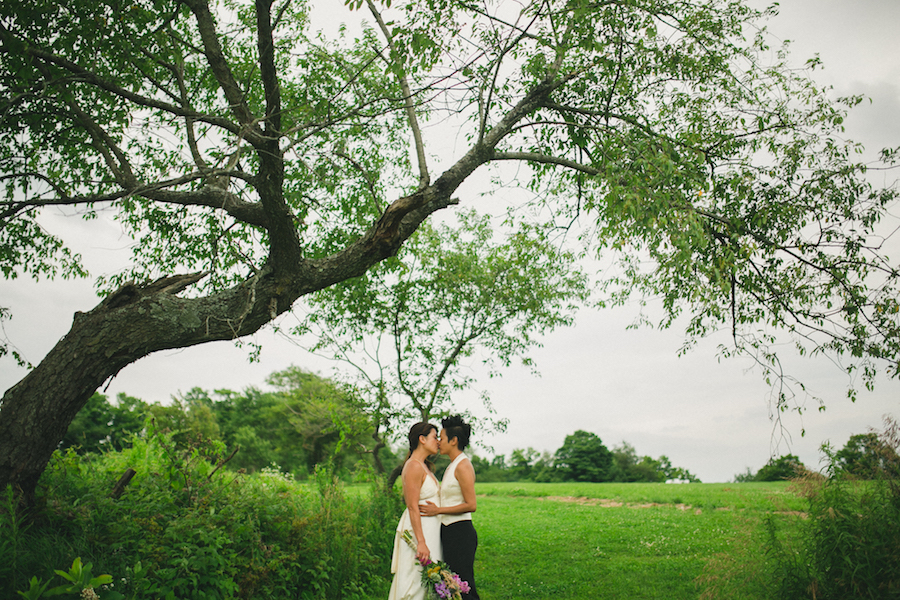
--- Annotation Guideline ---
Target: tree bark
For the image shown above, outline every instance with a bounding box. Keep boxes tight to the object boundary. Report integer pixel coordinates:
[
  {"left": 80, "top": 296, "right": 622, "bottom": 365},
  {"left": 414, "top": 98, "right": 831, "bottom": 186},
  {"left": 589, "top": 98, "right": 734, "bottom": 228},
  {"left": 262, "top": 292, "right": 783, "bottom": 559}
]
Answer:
[
  {"left": 0, "top": 25, "right": 555, "bottom": 499},
  {"left": 0, "top": 185, "right": 465, "bottom": 502}
]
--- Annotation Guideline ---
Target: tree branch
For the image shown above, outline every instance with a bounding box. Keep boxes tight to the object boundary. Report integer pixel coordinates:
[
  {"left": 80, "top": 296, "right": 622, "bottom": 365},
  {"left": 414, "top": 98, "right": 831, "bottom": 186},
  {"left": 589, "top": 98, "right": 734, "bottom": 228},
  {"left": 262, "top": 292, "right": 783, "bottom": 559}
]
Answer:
[
  {"left": 255, "top": 0, "right": 282, "bottom": 135},
  {"left": 15, "top": 44, "right": 251, "bottom": 142},
  {"left": 367, "top": 0, "right": 430, "bottom": 189},
  {"left": 0, "top": 170, "right": 268, "bottom": 229},
  {"left": 492, "top": 151, "right": 600, "bottom": 175},
  {"left": 182, "top": 0, "right": 265, "bottom": 139}
]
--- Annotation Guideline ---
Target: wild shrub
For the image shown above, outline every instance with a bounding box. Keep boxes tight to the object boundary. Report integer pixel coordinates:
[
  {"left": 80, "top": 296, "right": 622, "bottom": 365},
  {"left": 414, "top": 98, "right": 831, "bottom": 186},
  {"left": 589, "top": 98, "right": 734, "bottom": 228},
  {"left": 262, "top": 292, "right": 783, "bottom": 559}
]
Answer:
[
  {"left": 767, "top": 417, "right": 900, "bottom": 600},
  {"left": 0, "top": 424, "right": 402, "bottom": 600},
  {"left": 699, "top": 417, "right": 900, "bottom": 600}
]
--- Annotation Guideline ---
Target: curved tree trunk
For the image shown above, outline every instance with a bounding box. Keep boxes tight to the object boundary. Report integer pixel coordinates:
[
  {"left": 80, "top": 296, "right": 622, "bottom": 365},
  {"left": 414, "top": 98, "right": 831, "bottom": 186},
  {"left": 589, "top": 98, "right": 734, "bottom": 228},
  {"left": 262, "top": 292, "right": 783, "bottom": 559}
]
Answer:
[
  {"left": 0, "top": 186, "right": 461, "bottom": 502},
  {"left": 0, "top": 18, "right": 554, "bottom": 499}
]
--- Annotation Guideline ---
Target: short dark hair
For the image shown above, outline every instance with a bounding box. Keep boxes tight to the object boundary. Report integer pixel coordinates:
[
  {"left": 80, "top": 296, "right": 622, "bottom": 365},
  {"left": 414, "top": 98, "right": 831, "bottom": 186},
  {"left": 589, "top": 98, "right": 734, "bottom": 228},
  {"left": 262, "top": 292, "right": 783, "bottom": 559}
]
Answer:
[{"left": 441, "top": 415, "right": 471, "bottom": 451}]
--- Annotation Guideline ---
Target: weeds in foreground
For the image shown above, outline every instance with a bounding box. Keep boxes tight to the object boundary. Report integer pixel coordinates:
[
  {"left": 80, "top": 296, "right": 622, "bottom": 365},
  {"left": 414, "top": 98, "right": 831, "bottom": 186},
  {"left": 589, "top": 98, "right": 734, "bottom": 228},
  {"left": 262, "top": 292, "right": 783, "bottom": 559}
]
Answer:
[
  {"left": 0, "top": 425, "right": 402, "bottom": 600},
  {"left": 699, "top": 416, "right": 900, "bottom": 600}
]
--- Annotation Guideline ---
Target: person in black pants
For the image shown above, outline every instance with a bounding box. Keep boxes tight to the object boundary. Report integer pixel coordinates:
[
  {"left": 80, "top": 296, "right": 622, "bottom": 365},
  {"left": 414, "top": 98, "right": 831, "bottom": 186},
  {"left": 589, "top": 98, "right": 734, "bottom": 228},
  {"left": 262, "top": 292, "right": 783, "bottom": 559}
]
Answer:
[{"left": 421, "top": 415, "right": 480, "bottom": 600}]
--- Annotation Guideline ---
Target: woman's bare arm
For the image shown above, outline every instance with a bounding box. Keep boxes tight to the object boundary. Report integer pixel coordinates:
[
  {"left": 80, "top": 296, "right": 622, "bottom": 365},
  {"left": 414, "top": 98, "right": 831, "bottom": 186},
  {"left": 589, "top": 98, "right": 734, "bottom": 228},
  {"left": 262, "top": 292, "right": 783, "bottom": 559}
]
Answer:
[{"left": 402, "top": 460, "right": 431, "bottom": 563}]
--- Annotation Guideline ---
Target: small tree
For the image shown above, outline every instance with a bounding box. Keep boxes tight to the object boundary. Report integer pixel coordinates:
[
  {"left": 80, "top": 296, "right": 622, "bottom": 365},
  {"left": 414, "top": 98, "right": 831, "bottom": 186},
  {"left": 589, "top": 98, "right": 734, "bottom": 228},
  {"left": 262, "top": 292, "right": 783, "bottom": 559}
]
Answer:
[
  {"left": 609, "top": 443, "right": 699, "bottom": 482},
  {"left": 835, "top": 433, "right": 900, "bottom": 479},
  {"left": 298, "top": 210, "right": 589, "bottom": 450},
  {"left": 209, "top": 367, "right": 383, "bottom": 475},
  {"left": 610, "top": 442, "right": 661, "bottom": 482},
  {"left": 508, "top": 447, "right": 542, "bottom": 480},
  {"left": 62, "top": 392, "right": 149, "bottom": 454},
  {"left": 732, "top": 467, "right": 756, "bottom": 483},
  {"left": 754, "top": 454, "right": 804, "bottom": 482},
  {"left": 267, "top": 366, "right": 377, "bottom": 474},
  {"left": 554, "top": 430, "right": 613, "bottom": 483}
]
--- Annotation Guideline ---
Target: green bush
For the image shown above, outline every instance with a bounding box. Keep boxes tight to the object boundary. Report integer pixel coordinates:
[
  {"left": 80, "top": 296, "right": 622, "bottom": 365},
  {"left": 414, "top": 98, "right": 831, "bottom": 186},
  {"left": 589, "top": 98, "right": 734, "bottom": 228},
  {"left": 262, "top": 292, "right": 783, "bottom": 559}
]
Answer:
[
  {"left": 766, "top": 418, "right": 900, "bottom": 599},
  {"left": 0, "top": 425, "right": 402, "bottom": 600},
  {"left": 699, "top": 418, "right": 900, "bottom": 600},
  {"left": 754, "top": 454, "right": 804, "bottom": 482}
]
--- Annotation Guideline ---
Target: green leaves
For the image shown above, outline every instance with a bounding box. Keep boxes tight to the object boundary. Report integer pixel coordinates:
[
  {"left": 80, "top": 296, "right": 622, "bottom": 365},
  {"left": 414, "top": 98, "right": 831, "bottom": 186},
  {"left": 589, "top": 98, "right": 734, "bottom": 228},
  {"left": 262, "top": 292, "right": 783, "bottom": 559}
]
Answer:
[
  {"left": 553, "top": 430, "right": 613, "bottom": 483},
  {"left": 1, "top": 0, "right": 897, "bottom": 426},
  {"left": 50, "top": 557, "right": 115, "bottom": 595},
  {"left": 14, "top": 557, "right": 125, "bottom": 600},
  {"left": 300, "top": 209, "right": 589, "bottom": 425},
  {"left": 15, "top": 577, "right": 51, "bottom": 600},
  {"left": 508, "top": 0, "right": 900, "bottom": 394}
]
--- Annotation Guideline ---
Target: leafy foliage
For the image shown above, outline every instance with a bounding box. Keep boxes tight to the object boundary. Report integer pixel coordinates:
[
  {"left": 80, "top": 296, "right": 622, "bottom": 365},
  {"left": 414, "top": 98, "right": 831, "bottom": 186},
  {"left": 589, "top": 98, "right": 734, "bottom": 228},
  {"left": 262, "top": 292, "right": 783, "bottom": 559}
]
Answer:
[
  {"left": 2, "top": 0, "right": 899, "bottom": 498},
  {"left": 0, "top": 428, "right": 403, "bottom": 600},
  {"left": 469, "top": 437, "right": 699, "bottom": 483},
  {"left": 767, "top": 425, "right": 900, "bottom": 599},
  {"left": 834, "top": 432, "right": 900, "bottom": 479},
  {"left": 609, "top": 441, "right": 700, "bottom": 483},
  {"left": 731, "top": 454, "right": 807, "bottom": 482},
  {"left": 15, "top": 556, "right": 125, "bottom": 600},
  {"left": 0, "top": 0, "right": 895, "bottom": 384},
  {"left": 753, "top": 454, "right": 805, "bottom": 482},
  {"left": 60, "top": 393, "right": 148, "bottom": 455},
  {"left": 60, "top": 368, "right": 398, "bottom": 479},
  {"left": 298, "top": 209, "right": 589, "bottom": 432},
  {"left": 705, "top": 417, "right": 900, "bottom": 599},
  {"left": 553, "top": 430, "right": 614, "bottom": 483}
]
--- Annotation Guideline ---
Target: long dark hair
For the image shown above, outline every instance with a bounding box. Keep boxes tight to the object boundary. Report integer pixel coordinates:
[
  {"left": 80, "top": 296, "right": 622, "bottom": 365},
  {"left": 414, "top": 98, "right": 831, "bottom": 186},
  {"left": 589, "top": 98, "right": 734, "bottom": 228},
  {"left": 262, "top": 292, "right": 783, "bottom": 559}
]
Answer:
[{"left": 403, "top": 421, "right": 437, "bottom": 471}]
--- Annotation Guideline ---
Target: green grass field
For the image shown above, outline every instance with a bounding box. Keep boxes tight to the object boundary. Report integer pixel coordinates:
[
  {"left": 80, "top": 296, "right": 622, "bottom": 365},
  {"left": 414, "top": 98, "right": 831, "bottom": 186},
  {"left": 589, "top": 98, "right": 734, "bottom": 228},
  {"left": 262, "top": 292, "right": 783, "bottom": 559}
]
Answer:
[{"left": 467, "top": 482, "right": 805, "bottom": 600}]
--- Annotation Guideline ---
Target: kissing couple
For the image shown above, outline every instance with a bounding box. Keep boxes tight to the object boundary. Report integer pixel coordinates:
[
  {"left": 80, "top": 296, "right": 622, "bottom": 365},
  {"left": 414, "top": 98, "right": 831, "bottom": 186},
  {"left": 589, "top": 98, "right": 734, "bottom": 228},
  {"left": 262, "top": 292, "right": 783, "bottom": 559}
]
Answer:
[{"left": 388, "top": 416, "right": 481, "bottom": 600}]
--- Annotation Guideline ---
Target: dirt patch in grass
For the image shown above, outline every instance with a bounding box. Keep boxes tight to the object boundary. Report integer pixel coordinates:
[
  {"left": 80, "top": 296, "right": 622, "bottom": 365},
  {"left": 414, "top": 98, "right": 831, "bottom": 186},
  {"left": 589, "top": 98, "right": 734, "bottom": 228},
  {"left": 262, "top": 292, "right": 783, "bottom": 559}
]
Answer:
[
  {"left": 539, "top": 495, "right": 695, "bottom": 511},
  {"left": 540, "top": 496, "right": 624, "bottom": 507},
  {"left": 539, "top": 496, "right": 806, "bottom": 518}
]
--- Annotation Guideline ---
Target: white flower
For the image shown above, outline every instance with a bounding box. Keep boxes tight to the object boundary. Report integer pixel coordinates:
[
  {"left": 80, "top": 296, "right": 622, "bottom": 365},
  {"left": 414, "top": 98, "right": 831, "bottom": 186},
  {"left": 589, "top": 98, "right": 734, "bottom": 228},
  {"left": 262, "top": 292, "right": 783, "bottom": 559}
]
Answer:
[{"left": 81, "top": 588, "right": 100, "bottom": 600}]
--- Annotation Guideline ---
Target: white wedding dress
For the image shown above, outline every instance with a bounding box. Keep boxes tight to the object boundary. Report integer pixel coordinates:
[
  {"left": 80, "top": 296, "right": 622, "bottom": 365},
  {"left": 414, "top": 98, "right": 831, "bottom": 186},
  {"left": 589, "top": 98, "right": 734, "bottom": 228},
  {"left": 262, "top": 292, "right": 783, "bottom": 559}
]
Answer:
[{"left": 388, "top": 468, "right": 443, "bottom": 600}]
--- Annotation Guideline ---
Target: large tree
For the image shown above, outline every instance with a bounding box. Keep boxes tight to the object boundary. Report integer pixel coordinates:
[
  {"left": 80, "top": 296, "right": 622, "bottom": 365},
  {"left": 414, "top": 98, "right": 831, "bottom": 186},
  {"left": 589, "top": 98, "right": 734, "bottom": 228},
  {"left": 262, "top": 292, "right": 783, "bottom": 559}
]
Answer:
[{"left": 1, "top": 0, "right": 898, "bottom": 500}]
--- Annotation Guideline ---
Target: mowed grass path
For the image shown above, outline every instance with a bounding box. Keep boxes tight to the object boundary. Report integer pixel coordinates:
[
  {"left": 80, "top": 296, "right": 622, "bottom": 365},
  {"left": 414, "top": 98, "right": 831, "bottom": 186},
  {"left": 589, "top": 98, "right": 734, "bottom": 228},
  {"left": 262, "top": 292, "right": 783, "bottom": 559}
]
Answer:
[{"left": 471, "top": 482, "right": 805, "bottom": 600}]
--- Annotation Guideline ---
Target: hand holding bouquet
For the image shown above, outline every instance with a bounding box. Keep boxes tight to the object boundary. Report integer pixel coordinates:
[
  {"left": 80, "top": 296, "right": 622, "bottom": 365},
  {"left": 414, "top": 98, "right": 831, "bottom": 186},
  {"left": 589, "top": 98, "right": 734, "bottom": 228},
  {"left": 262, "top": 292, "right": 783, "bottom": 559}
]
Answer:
[{"left": 401, "top": 530, "right": 471, "bottom": 600}]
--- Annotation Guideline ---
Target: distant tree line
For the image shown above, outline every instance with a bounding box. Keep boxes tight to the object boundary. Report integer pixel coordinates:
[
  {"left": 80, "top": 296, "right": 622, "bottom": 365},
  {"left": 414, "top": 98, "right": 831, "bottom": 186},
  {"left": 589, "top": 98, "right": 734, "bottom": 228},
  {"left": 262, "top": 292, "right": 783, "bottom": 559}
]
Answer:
[
  {"left": 63, "top": 375, "right": 703, "bottom": 484},
  {"left": 62, "top": 366, "right": 400, "bottom": 481},
  {"left": 470, "top": 430, "right": 700, "bottom": 484},
  {"left": 732, "top": 432, "right": 900, "bottom": 482}
]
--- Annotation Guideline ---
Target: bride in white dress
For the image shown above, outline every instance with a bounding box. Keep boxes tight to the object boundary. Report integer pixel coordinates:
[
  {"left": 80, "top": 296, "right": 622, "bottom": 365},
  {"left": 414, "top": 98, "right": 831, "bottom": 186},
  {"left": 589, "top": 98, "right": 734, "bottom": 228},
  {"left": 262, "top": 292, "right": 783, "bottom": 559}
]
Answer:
[{"left": 389, "top": 422, "right": 443, "bottom": 600}]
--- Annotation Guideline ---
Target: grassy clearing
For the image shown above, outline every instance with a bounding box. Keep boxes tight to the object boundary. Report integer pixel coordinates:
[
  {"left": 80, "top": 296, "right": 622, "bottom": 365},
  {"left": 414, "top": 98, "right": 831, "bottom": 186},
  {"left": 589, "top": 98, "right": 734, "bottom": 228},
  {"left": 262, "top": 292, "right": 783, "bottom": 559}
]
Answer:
[
  {"left": 476, "top": 481, "right": 806, "bottom": 512},
  {"left": 469, "top": 482, "right": 804, "bottom": 600}
]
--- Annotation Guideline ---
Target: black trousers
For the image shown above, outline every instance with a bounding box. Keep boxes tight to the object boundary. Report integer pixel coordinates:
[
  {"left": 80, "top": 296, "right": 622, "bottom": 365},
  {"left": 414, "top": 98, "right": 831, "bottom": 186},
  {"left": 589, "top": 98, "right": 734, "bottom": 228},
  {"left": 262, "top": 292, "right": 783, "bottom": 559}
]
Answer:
[{"left": 441, "top": 520, "right": 480, "bottom": 600}]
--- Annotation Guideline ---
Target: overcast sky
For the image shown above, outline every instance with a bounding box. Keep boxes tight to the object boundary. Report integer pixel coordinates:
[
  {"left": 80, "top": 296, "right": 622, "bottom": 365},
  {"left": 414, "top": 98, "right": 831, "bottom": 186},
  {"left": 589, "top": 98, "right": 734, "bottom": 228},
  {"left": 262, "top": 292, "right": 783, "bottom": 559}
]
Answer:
[{"left": 1, "top": 0, "right": 898, "bottom": 483}]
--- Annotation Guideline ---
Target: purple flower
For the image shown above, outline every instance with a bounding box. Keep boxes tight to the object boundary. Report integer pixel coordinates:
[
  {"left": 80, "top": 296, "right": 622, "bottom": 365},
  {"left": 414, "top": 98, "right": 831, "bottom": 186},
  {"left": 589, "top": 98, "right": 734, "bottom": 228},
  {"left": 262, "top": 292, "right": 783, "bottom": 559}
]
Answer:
[
  {"left": 448, "top": 573, "right": 470, "bottom": 593},
  {"left": 435, "top": 582, "right": 451, "bottom": 599}
]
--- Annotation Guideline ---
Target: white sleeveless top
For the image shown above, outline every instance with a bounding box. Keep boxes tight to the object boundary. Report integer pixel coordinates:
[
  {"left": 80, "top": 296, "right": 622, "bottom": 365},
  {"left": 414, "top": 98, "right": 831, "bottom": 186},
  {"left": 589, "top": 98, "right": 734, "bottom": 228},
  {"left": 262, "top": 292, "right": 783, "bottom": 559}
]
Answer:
[{"left": 441, "top": 453, "right": 473, "bottom": 525}]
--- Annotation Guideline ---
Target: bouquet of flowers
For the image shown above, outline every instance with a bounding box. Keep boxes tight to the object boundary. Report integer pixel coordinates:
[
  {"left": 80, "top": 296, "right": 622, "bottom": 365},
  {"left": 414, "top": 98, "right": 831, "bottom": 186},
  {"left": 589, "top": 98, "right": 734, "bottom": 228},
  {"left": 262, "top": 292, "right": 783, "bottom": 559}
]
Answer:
[{"left": 401, "top": 530, "right": 471, "bottom": 600}]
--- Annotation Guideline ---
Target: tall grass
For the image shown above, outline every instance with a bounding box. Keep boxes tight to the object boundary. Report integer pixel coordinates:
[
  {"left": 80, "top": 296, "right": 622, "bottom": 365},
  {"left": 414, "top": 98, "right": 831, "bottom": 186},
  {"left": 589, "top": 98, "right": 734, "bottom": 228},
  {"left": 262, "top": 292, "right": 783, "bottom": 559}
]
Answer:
[
  {"left": 699, "top": 418, "right": 900, "bottom": 600},
  {"left": 4, "top": 430, "right": 894, "bottom": 600},
  {"left": 765, "top": 458, "right": 900, "bottom": 598}
]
